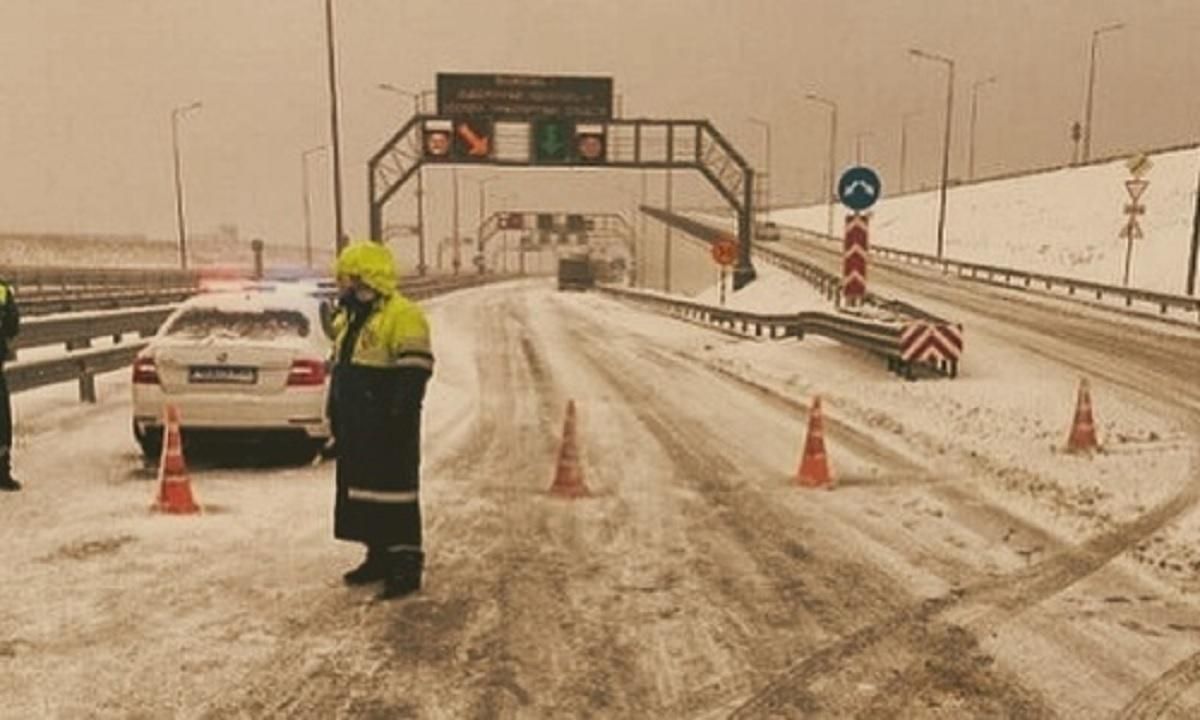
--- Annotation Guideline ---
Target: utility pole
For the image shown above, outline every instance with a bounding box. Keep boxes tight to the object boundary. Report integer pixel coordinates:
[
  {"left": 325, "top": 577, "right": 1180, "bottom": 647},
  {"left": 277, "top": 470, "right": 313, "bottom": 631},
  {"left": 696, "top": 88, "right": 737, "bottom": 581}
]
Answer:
[
  {"left": 1082, "top": 22, "right": 1125, "bottom": 164},
  {"left": 969, "top": 76, "right": 997, "bottom": 181},
  {"left": 323, "top": 0, "right": 345, "bottom": 252},
  {"left": 805, "top": 93, "right": 838, "bottom": 238},
  {"left": 301, "top": 145, "right": 327, "bottom": 269},
  {"left": 855, "top": 131, "right": 873, "bottom": 165},
  {"left": 452, "top": 168, "right": 461, "bottom": 274},
  {"left": 664, "top": 167, "right": 673, "bottom": 293},
  {"left": 910, "top": 47, "right": 955, "bottom": 259},
  {"left": 900, "top": 111, "right": 919, "bottom": 194},
  {"left": 170, "top": 101, "right": 202, "bottom": 270},
  {"left": 664, "top": 123, "right": 674, "bottom": 293},
  {"left": 1188, "top": 157, "right": 1200, "bottom": 296}
]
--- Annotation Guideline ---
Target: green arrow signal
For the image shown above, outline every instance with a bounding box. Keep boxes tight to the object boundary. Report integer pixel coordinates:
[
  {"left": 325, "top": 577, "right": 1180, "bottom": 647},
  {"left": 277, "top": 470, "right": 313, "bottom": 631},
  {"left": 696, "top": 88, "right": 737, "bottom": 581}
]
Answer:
[
  {"left": 539, "top": 124, "right": 565, "bottom": 156},
  {"left": 533, "top": 119, "right": 571, "bottom": 162}
]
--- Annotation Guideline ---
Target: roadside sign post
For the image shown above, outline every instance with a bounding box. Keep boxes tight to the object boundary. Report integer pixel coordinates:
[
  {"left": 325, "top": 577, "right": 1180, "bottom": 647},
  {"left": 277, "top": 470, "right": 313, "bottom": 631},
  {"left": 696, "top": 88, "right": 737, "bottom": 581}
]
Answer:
[
  {"left": 837, "top": 166, "right": 881, "bottom": 306},
  {"left": 711, "top": 237, "right": 737, "bottom": 306},
  {"left": 1120, "top": 154, "right": 1151, "bottom": 287}
]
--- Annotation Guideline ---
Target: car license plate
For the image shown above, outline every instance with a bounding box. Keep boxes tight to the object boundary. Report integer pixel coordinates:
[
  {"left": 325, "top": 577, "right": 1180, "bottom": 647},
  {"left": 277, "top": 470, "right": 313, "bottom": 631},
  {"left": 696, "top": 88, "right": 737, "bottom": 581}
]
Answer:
[{"left": 188, "top": 365, "right": 257, "bottom": 384}]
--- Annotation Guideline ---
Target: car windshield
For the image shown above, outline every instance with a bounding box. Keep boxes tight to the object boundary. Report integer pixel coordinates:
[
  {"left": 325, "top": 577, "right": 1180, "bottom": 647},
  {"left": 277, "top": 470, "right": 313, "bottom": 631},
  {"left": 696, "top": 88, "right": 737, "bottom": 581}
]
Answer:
[{"left": 163, "top": 307, "right": 311, "bottom": 341}]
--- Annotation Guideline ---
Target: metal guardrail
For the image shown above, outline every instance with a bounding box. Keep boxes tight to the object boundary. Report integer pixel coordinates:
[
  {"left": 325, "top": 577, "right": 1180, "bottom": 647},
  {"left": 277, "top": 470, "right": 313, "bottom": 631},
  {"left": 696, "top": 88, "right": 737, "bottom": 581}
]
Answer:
[
  {"left": 596, "top": 285, "right": 943, "bottom": 379},
  {"left": 6, "top": 304, "right": 164, "bottom": 401},
  {"left": 7, "top": 345, "right": 148, "bottom": 401},
  {"left": 15, "top": 306, "right": 172, "bottom": 352},
  {"left": 19, "top": 287, "right": 195, "bottom": 316},
  {"left": 6, "top": 271, "right": 524, "bottom": 402},
  {"left": 777, "top": 225, "right": 1200, "bottom": 324},
  {"left": 636, "top": 210, "right": 964, "bottom": 378},
  {"left": 1, "top": 265, "right": 200, "bottom": 317}
]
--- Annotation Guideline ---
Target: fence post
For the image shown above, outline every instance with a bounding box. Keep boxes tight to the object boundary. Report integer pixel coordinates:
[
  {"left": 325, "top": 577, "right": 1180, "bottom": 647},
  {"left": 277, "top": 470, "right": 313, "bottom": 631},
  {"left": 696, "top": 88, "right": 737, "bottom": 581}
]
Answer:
[
  {"left": 79, "top": 370, "right": 97, "bottom": 403},
  {"left": 251, "top": 238, "right": 265, "bottom": 279}
]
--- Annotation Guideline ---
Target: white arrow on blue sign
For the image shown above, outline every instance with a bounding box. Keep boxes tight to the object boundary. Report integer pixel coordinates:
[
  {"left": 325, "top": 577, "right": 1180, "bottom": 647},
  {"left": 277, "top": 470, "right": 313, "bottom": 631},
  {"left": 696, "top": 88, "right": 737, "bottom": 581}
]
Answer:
[{"left": 838, "top": 166, "right": 882, "bottom": 212}]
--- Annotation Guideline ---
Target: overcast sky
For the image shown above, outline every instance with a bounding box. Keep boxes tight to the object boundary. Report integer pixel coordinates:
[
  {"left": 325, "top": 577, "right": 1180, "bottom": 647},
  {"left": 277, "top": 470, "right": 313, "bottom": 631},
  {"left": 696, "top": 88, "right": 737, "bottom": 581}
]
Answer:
[{"left": 2, "top": 0, "right": 1198, "bottom": 265}]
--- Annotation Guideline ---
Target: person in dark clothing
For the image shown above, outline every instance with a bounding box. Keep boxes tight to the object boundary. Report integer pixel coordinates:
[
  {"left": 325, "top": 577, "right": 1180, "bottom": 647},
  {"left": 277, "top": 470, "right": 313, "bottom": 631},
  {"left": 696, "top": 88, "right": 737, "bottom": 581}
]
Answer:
[
  {"left": 0, "top": 279, "right": 20, "bottom": 491},
  {"left": 328, "top": 241, "right": 434, "bottom": 600}
]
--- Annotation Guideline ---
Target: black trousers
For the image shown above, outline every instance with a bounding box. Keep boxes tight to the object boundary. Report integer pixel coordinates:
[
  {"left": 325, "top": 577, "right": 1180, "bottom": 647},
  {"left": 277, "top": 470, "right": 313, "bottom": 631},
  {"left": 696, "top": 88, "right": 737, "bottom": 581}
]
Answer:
[{"left": 0, "top": 371, "right": 11, "bottom": 478}]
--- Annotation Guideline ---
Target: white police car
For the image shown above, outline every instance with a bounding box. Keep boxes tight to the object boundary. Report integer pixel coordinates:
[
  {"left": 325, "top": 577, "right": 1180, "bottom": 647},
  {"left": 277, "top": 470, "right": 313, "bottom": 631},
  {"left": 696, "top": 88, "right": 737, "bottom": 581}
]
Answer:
[{"left": 131, "top": 286, "right": 334, "bottom": 459}]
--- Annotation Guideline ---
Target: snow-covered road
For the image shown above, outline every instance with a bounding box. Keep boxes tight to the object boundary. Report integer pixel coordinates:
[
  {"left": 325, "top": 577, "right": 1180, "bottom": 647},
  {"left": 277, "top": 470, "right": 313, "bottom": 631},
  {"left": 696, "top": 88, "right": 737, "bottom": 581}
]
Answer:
[{"left": 1, "top": 273, "right": 1197, "bottom": 718}]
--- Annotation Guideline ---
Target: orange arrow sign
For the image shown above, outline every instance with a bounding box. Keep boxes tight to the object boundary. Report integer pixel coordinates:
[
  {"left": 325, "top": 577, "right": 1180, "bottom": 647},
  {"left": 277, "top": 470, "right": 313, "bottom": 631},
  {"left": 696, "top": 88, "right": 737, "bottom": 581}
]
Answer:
[{"left": 457, "top": 123, "right": 490, "bottom": 156}]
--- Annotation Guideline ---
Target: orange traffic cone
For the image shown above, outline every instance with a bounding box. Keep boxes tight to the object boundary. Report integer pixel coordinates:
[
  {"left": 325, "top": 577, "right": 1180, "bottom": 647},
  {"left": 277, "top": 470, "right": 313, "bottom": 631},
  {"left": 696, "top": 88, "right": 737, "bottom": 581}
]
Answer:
[
  {"left": 549, "top": 400, "right": 589, "bottom": 498},
  {"left": 153, "top": 405, "right": 201, "bottom": 514},
  {"left": 795, "top": 396, "right": 834, "bottom": 488},
  {"left": 1066, "top": 378, "right": 1100, "bottom": 454}
]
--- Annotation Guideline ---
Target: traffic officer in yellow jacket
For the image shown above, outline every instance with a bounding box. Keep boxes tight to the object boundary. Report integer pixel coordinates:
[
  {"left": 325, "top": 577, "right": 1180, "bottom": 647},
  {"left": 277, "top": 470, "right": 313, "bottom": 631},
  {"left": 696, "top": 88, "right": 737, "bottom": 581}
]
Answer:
[
  {"left": 0, "top": 279, "right": 20, "bottom": 491},
  {"left": 329, "top": 240, "right": 434, "bottom": 599}
]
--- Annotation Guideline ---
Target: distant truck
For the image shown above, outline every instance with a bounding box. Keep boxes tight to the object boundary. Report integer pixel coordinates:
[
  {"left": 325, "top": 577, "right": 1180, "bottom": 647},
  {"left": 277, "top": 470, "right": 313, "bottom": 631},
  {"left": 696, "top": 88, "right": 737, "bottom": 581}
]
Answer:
[
  {"left": 557, "top": 254, "right": 596, "bottom": 291},
  {"left": 755, "top": 221, "right": 780, "bottom": 242}
]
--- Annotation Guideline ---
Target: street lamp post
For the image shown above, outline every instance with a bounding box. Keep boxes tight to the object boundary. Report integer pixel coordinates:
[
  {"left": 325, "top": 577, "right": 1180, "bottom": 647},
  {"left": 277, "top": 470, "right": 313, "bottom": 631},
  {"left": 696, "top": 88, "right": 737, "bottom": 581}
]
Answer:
[
  {"left": 910, "top": 47, "right": 956, "bottom": 260},
  {"left": 476, "top": 176, "right": 500, "bottom": 270},
  {"left": 476, "top": 175, "right": 500, "bottom": 231},
  {"left": 377, "top": 83, "right": 434, "bottom": 274},
  {"left": 170, "top": 100, "right": 202, "bottom": 270},
  {"left": 748, "top": 117, "right": 772, "bottom": 223},
  {"left": 968, "top": 76, "right": 997, "bottom": 181},
  {"left": 451, "top": 168, "right": 460, "bottom": 274},
  {"left": 805, "top": 93, "right": 838, "bottom": 238},
  {"left": 1083, "top": 22, "right": 1125, "bottom": 164},
  {"left": 899, "top": 111, "right": 920, "bottom": 194},
  {"left": 854, "top": 131, "right": 874, "bottom": 165},
  {"left": 323, "top": 0, "right": 345, "bottom": 252},
  {"left": 1188, "top": 157, "right": 1200, "bottom": 296},
  {"left": 301, "top": 145, "right": 328, "bottom": 269},
  {"left": 486, "top": 191, "right": 513, "bottom": 274}
]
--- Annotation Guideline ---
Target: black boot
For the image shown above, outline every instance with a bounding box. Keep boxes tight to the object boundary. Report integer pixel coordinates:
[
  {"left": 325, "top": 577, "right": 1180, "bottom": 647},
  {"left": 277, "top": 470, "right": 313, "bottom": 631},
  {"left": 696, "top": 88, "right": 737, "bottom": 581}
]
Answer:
[
  {"left": 0, "top": 456, "right": 17, "bottom": 491},
  {"left": 342, "top": 547, "right": 388, "bottom": 585},
  {"left": 379, "top": 550, "right": 423, "bottom": 600}
]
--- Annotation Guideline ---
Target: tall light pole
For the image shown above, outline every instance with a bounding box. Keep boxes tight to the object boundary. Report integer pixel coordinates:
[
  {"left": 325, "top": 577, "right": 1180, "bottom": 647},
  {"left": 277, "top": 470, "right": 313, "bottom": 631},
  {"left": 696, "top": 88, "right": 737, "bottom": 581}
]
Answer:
[
  {"left": 968, "top": 75, "right": 997, "bottom": 180},
  {"left": 1082, "top": 22, "right": 1125, "bottom": 164},
  {"left": 899, "top": 111, "right": 920, "bottom": 194},
  {"left": 323, "top": 0, "right": 345, "bottom": 251},
  {"left": 170, "top": 100, "right": 202, "bottom": 270},
  {"left": 748, "top": 116, "right": 772, "bottom": 222},
  {"left": 451, "top": 168, "right": 460, "bottom": 274},
  {"left": 301, "top": 144, "right": 328, "bottom": 269},
  {"left": 854, "top": 130, "right": 874, "bottom": 164},
  {"left": 665, "top": 164, "right": 674, "bottom": 292},
  {"left": 805, "top": 92, "right": 838, "bottom": 238},
  {"left": 377, "top": 83, "right": 433, "bottom": 274},
  {"left": 640, "top": 154, "right": 648, "bottom": 289},
  {"left": 475, "top": 174, "right": 500, "bottom": 246},
  {"left": 487, "top": 191, "right": 514, "bottom": 273},
  {"left": 1188, "top": 155, "right": 1200, "bottom": 296},
  {"left": 910, "top": 47, "right": 955, "bottom": 259}
]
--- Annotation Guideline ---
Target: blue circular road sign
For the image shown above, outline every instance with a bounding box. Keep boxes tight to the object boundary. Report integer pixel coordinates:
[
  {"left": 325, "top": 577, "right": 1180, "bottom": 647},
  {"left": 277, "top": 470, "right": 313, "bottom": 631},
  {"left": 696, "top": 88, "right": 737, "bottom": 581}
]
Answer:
[{"left": 838, "top": 166, "right": 882, "bottom": 212}]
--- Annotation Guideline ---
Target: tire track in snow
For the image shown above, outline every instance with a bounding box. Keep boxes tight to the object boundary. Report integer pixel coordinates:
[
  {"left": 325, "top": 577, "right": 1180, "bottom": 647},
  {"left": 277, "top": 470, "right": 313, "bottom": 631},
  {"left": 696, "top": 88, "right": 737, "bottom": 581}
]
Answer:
[
  {"left": 558, "top": 306, "right": 1053, "bottom": 717},
  {"left": 1117, "top": 649, "right": 1200, "bottom": 719},
  {"left": 724, "top": 239, "right": 1200, "bottom": 716},
  {"left": 193, "top": 294, "right": 542, "bottom": 717}
]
